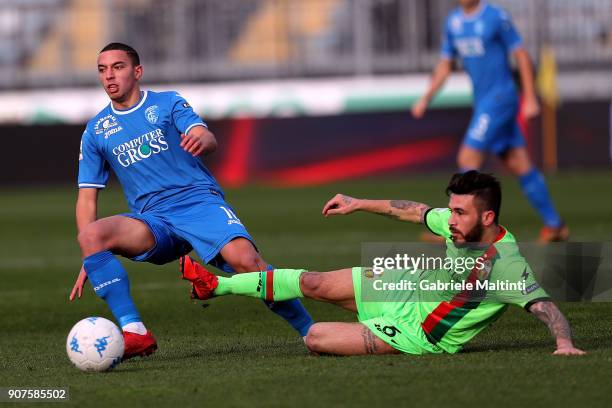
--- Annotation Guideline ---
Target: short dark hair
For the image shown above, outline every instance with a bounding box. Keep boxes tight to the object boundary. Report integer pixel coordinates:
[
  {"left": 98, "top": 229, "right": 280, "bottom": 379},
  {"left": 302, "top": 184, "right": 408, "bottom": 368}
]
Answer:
[
  {"left": 446, "top": 170, "right": 502, "bottom": 223},
  {"left": 100, "top": 42, "right": 140, "bottom": 66}
]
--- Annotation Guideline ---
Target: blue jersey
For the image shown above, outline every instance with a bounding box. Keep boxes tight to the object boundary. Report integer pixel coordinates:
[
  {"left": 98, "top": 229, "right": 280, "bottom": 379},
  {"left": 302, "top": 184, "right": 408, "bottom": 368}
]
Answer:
[
  {"left": 441, "top": 3, "right": 523, "bottom": 105},
  {"left": 78, "top": 90, "right": 221, "bottom": 213}
]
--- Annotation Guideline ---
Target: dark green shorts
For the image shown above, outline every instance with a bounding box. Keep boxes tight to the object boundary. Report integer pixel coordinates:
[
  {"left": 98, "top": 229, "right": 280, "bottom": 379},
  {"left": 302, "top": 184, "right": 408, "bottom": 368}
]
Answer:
[{"left": 352, "top": 267, "right": 442, "bottom": 355}]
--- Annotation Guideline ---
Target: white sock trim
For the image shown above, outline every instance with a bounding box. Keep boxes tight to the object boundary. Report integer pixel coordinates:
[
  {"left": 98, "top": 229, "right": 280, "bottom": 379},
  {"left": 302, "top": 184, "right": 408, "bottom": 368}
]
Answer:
[{"left": 122, "top": 322, "right": 147, "bottom": 335}]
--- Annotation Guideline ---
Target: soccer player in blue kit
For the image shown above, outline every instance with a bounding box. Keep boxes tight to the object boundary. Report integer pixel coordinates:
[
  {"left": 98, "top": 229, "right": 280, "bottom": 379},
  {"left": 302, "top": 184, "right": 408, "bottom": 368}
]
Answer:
[
  {"left": 69, "top": 43, "right": 313, "bottom": 359},
  {"left": 412, "top": 0, "right": 568, "bottom": 242}
]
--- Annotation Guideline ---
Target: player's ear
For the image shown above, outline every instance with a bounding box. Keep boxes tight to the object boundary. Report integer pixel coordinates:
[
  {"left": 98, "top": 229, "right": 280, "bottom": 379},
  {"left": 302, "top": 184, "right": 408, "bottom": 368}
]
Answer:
[
  {"left": 481, "top": 210, "right": 495, "bottom": 227},
  {"left": 134, "top": 64, "right": 143, "bottom": 80}
]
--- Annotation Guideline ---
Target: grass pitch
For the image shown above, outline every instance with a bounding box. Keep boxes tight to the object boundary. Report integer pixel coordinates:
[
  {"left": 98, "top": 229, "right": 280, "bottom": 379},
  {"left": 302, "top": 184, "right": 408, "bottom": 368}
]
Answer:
[{"left": 1, "top": 171, "right": 611, "bottom": 407}]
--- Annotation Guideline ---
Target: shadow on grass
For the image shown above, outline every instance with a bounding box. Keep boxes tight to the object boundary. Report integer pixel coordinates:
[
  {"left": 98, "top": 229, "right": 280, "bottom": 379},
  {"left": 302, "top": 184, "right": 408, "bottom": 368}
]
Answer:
[
  {"left": 462, "top": 334, "right": 612, "bottom": 354},
  {"left": 461, "top": 338, "right": 552, "bottom": 353},
  {"left": 156, "top": 339, "right": 307, "bottom": 361}
]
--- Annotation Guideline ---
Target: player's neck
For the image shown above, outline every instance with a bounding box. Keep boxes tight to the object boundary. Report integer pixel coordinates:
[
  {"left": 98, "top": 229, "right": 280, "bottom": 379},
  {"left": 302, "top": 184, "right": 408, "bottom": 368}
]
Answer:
[
  {"left": 461, "top": 1, "right": 482, "bottom": 16},
  {"left": 481, "top": 224, "right": 501, "bottom": 244},
  {"left": 111, "top": 86, "right": 143, "bottom": 111}
]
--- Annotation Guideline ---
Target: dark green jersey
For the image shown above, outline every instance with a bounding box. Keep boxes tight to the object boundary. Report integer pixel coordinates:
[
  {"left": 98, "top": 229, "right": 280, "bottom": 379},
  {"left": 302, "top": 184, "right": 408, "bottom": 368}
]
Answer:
[{"left": 418, "top": 208, "right": 550, "bottom": 353}]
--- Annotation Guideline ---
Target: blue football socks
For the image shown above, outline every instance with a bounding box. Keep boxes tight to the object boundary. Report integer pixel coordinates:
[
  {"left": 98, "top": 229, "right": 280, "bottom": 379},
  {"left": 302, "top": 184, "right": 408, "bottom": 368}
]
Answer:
[
  {"left": 83, "top": 250, "right": 143, "bottom": 328},
  {"left": 519, "top": 168, "right": 563, "bottom": 228},
  {"left": 263, "top": 299, "right": 314, "bottom": 337}
]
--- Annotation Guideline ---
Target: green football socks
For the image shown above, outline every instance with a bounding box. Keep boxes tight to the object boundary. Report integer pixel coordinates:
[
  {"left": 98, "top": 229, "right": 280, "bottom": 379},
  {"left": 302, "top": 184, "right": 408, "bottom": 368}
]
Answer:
[{"left": 214, "top": 269, "right": 306, "bottom": 301}]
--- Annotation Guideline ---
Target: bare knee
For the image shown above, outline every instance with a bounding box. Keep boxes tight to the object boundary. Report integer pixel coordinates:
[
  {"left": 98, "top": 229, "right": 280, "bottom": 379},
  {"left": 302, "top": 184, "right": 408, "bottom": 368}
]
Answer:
[
  {"left": 500, "top": 146, "right": 532, "bottom": 176},
  {"left": 77, "top": 223, "right": 113, "bottom": 256},
  {"left": 457, "top": 146, "right": 484, "bottom": 170},
  {"left": 304, "top": 323, "right": 326, "bottom": 354},
  {"left": 230, "top": 253, "right": 266, "bottom": 273},
  {"left": 300, "top": 272, "right": 325, "bottom": 299}
]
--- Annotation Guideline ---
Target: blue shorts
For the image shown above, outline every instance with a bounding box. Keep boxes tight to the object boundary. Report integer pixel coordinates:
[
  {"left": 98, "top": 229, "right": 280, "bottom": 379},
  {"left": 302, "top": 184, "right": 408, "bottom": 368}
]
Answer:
[
  {"left": 463, "top": 100, "right": 526, "bottom": 155},
  {"left": 122, "top": 188, "right": 254, "bottom": 272}
]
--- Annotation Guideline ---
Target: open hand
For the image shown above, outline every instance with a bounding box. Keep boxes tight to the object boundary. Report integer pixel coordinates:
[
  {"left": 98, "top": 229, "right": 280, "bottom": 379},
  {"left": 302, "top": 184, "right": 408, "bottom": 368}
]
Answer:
[
  {"left": 553, "top": 346, "right": 586, "bottom": 356},
  {"left": 69, "top": 265, "right": 88, "bottom": 301},
  {"left": 180, "top": 133, "right": 206, "bottom": 156},
  {"left": 322, "top": 194, "right": 360, "bottom": 217},
  {"left": 411, "top": 97, "right": 429, "bottom": 119},
  {"left": 523, "top": 97, "right": 541, "bottom": 120}
]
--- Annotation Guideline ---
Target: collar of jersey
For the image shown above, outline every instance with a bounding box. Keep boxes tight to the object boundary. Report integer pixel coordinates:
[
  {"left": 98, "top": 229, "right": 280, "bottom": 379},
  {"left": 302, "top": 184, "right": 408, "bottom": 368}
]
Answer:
[
  {"left": 460, "top": 2, "right": 487, "bottom": 22},
  {"left": 494, "top": 225, "right": 507, "bottom": 243},
  {"left": 111, "top": 90, "right": 148, "bottom": 115}
]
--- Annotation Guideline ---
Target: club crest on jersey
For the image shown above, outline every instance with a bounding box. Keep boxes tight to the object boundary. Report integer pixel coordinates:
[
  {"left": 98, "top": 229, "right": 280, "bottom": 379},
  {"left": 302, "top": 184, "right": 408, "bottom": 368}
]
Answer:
[
  {"left": 476, "top": 259, "right": 492, "bottom": 281},
  {"left": 451, "top": 16, "right": 463, "bottom": 34},
  {"left": 145, "top": 105, "right": 160, "bottom": 124},
  {"left": 94, "top": 114, "right": 122, "bottom": 139}
]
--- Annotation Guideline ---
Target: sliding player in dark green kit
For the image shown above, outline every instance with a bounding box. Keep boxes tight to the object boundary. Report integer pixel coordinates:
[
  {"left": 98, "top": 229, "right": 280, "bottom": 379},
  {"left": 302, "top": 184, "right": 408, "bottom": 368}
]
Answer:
[{"left": 181, "top": 171, "right": 585, "bottom": 356}]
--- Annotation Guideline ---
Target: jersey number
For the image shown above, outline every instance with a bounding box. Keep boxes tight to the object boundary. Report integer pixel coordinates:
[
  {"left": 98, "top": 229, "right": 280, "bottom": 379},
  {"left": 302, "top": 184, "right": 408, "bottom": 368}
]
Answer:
[{"left": 220, "top": 206, "right": 243, "bottom": 226}]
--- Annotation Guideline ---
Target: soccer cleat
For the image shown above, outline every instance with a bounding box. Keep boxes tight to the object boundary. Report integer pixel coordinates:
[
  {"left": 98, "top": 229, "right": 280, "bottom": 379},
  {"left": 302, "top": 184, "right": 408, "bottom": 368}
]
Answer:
[
  {"left": 122, "top": 330, "right": 157, "bottom": 361},
  {"left": 179, "top": 255, "right": 218, "bottom": 300},
  {"left": 538, "top": 224, "right": 570, "bottom": 243}
]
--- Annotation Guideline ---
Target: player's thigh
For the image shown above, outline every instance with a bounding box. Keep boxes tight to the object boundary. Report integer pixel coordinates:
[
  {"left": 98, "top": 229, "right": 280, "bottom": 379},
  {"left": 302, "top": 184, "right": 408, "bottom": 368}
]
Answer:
[
  {"left": 500, "top": 146, "right": 532, "bottom": 176},
  {"left": 300, "top": 268, "right": 356, "bottom": 311},
  {"left": 219, "top": 237, "right": 267, "bottom": 272},
  {"left": 305, "top": 322, "right": 399, "bottom": 356},
  {"left": 462, "top": 102, "right": 519, "bottom": 167},
  {"left": 457, "top": 144, "right": 486, "bottom": 170},
  {"left": 78, "top": 215, "right": 155, "bottom": 257}
]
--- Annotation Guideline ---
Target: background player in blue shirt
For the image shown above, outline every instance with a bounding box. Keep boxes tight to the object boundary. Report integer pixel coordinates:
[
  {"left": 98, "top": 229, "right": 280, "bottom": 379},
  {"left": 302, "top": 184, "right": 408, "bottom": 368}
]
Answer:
[
  {"left": 411, "top": 0, "right": 568, "bottom": 242},
  {"left": 69, "top": 43, "right": 313, "bottom": 359}
]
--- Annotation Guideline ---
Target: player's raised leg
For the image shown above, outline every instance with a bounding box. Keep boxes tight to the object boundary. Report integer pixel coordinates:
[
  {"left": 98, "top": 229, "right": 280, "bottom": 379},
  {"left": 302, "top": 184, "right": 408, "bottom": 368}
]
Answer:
[
  {"left": 217, "top": 238, "right": 314, "bottom": 337},
  {"left": 75, "top": 215, "right": 158, "bottom": 359},
  {"left": 501, "top": 146, "right": 568, "bottom": 242},
  {"left": 304, "top": 322, "right": 399, "bottom": 355},
  {"left": 181, "top": 260, "right": 396, "bottom": 355},
  {"left": 182, "top": 261, "right": 355, "bottom": 310},
  {"left": 299, "top": 269, "right": 356, "bottom": 311}
]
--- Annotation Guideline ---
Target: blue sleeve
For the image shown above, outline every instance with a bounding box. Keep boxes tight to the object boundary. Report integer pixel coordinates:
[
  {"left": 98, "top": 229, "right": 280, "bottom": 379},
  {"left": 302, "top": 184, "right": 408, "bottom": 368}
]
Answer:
[
  {"left": 171, "top": 92, "right": 207, "bottom": 135},
  {"left": 440, "top": 17, "right": 456, "bottom": 59},
  {"left": 78, "top": 129, "right": 109, "bottom": 189},
  {"left": 497, "top": 9, "right": 523, "bottom": 53}
]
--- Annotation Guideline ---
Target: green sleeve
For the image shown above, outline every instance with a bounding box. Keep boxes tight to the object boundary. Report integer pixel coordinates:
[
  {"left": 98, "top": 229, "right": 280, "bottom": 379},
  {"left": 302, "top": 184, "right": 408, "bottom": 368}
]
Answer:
[
  {"left": 424, "top": 208, "right": 451, "bottom": 238},
  {"left": 488, "top": 259, "right": 550, "bottom": 310}
]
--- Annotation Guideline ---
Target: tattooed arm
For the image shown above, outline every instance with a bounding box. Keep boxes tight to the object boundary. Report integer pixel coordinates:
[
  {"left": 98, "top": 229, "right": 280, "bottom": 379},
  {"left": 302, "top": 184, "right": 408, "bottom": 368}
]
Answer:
[
  {"left": 528, "top": 301, "right": 586, "bottom": 355},
  {"left": 322, "top": 194, "right": 430, "bottom": 223}
]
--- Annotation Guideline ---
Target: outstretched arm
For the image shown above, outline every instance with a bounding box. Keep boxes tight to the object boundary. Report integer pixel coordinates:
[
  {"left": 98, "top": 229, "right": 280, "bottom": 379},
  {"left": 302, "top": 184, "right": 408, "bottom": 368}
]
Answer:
[
  {"left": 71, "top": 188, "right": 100, "bottom": 301},
  {"left": 411, "top": 58, "right": 453, "bottom": 119},
  {"left": 528, "top": 301, "right": 585, "bottom": 355},
  {"left": 322, "top": 194, "right": 430, "bottom": 223},
  {"left": 513, "top": 47, "right": 540, "bottom": 119}
]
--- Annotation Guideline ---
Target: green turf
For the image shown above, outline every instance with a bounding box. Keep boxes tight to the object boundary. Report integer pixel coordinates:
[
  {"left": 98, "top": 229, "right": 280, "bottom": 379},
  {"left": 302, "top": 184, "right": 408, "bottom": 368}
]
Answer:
[{"left": 1, "top": 171, "right": 611, "bottom": 407}]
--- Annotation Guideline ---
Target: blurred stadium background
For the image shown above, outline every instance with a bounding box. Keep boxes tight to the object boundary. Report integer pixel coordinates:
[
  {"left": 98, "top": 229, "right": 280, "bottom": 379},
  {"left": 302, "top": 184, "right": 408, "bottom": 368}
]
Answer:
[{"left": 0, "top": 0, "right": 610, "bottom": 187}]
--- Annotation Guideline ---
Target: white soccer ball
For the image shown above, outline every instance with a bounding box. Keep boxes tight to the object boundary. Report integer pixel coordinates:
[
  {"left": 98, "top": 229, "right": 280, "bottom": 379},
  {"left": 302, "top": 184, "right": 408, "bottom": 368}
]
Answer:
[{"left": 66, "top": 317, "right": 124, "bottom": 372}]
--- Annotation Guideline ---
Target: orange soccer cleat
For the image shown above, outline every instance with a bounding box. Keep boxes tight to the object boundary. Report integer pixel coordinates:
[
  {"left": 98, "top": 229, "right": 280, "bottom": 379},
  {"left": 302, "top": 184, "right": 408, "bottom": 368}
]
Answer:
[
  {"left": 179, "top": 255, "right": 218, "bottom": 300},
  {"left": 538, "top": 224, "right": 570, "bottom": 243},
  {"left": 122, "top": 330, "right": 157, "bottom": 361}
]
